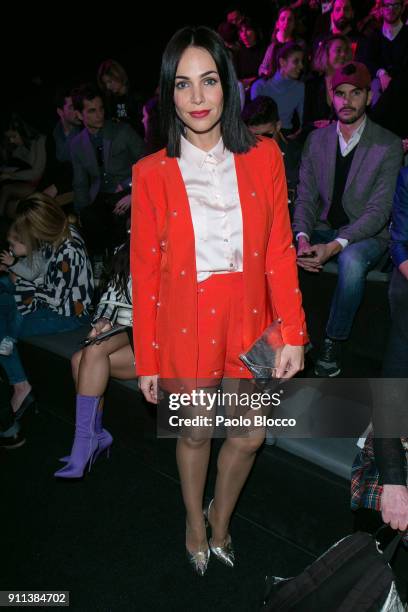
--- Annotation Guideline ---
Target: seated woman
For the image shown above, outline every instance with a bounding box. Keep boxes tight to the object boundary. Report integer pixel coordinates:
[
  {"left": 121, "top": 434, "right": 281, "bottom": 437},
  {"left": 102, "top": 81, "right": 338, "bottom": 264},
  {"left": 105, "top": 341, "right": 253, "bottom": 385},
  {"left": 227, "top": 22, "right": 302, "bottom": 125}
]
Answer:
[
  {"left": 0, "top": 193, "right": 93, "bottom": 416},
  {"left": 251, "top": 43, "right": 305, "bottom": 139},
  {"left": 0, "top": 114, "right": 47, "bottom": 218},
  {"left": 97, "top": 59, "right": 143, "bottom": 135},
  {"left": 234, "top": 19, "right": 265, "bottom": 92},
  {"left": 55, "top": 235, "right": 134, "bottom": 479},
  {"left": 303, "top": 34, "right": 352, "bottom": 133},
  {"left": 258, "top": 7, "right": 304, "bottom": 79}
]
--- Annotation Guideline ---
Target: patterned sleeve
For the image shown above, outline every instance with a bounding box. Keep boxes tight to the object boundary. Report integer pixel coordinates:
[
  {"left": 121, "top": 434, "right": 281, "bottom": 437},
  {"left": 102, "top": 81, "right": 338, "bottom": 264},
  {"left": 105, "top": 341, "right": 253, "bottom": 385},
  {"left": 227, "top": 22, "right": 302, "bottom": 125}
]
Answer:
[
  {"left": 14, "top": 242, "right": 84, "bottom": 313},
  {"left": 93, "top": 277, "right": 132, "bottom": 323}
]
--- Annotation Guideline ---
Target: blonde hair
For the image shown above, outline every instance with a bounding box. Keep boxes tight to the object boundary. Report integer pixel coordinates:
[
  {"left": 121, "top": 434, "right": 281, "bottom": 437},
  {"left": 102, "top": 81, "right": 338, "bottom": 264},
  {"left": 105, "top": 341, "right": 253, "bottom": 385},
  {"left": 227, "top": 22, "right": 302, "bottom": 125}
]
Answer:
[
  {"left": 13, "top": 193, "right": 71, "bottom": 257},
  {"left": 312, "top": 35, "right": 352, "bottom": 74},
  {"left": 97, "top": 59, "right": 129, "bottom": 92}
]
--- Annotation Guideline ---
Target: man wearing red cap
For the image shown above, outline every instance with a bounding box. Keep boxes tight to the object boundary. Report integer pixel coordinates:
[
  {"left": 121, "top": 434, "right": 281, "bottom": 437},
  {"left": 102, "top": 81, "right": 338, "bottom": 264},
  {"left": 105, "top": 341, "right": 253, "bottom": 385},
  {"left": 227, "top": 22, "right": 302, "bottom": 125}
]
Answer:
[{"left": 293, "top": 61, "right": 402, "bottom": 376}]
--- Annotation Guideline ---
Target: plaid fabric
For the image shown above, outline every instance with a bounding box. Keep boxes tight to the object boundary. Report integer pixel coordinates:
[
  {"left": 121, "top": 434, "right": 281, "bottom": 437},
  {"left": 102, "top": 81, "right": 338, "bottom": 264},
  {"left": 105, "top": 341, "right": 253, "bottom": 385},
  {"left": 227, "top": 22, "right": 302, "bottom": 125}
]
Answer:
[{"left": 351, "top": 433, "right": 408, "bottom": 545}]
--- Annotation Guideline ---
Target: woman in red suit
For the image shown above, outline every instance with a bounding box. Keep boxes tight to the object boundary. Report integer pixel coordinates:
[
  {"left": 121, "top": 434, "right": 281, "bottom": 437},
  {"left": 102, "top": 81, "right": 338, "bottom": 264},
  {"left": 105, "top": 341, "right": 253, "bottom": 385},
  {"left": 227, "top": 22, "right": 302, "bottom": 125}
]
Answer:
[{"left": 131, "top": 26, "right": 308, "bottom": 576}]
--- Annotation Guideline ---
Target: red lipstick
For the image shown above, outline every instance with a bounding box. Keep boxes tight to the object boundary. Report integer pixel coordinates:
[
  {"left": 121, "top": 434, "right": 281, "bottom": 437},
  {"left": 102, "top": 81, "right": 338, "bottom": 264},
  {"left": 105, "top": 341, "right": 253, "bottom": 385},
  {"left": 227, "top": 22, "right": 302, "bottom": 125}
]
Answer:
[{"left": 190, "top": 110, "right": 210, "bottom": 118}]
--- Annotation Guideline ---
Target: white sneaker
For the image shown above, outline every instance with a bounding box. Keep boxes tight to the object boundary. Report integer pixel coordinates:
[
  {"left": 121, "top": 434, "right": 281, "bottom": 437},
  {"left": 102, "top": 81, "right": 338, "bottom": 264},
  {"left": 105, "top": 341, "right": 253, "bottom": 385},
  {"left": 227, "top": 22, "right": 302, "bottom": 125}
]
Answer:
[{"left": 0, "top": 337, "right": 15, "bottom": 356}]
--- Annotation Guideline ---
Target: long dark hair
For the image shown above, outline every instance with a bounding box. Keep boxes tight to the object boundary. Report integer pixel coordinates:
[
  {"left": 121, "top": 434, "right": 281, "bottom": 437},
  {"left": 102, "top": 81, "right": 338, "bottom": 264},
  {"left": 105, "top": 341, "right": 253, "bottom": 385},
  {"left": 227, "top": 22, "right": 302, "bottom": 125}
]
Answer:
[
  {"left": 103, "top": 232, "right": 131, "bottom": 302},
  {"left": 160, "top": 25, "right": 256, "bottom": 157},
  {"left": 6, "top": 113, "right": 41, "bottom": 150}
]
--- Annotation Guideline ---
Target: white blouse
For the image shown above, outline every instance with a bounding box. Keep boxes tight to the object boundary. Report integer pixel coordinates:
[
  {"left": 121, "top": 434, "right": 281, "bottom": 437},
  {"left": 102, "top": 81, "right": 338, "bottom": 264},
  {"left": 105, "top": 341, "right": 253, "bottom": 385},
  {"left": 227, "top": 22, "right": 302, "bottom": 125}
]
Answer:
[{"left": 177, "top": 136, "right": 244, "bottom": 282}]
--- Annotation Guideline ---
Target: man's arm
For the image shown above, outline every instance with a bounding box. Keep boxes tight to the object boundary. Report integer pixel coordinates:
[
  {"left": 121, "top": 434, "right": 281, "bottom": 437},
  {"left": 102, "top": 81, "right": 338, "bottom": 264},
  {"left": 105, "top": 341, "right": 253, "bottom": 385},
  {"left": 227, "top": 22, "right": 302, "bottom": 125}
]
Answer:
[
  {"left": 118, "top": 125, "right": 146, "bottom": 192},
  {"left": 337, "top": 139, "right": 403, "bottom": 244},
  {"left": 390, "top": 168, "right": 408, "bottom": 279},
  {"left": 292, "top": 133, "right": 321, "bottom": 238}
]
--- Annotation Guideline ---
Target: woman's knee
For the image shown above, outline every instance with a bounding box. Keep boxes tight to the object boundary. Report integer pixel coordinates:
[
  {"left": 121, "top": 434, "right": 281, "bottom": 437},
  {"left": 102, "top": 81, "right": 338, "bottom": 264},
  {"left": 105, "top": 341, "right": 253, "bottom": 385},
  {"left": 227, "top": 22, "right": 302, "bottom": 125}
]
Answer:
[
  {"left": 179, "top": 435, "right": 212, "bottom": 449},
  {"left": 227, "top": 434, "right": 265, "bottom": 454}
]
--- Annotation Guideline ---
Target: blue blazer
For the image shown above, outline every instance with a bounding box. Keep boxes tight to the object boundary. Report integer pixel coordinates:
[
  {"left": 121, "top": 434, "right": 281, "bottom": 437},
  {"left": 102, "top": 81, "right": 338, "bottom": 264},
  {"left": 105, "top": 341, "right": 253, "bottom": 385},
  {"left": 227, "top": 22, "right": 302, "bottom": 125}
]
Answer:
[{"left": 391, "top": 166, "right": 408, "bottom": 267}]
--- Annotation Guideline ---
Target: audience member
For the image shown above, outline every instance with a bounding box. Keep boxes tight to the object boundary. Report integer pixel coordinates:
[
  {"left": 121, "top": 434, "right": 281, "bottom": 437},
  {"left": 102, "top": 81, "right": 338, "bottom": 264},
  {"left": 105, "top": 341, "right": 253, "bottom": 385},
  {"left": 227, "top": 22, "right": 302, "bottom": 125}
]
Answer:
[
  {"left": 242, "top": 95, "right": 301, "bottom": 194},
  {"left": 0, "top": 193, "right": 93, "bottom": 416},
  {"left": 351, "top": 172, "right": 408, "bottom": 579},
  {"left": 293, "top": 61, "right": 402, "bottom": 376},
  {"left": 360, "top": 0, "right": 408, "bottom": 102},
  {"left": 234, "top": 19, "right": 265, "bottom": 90},
  {"left": 251, "top": 43, "right": 305, "bottom": 137},
  {"left": 259, "top": 8, "right": 303, "bottom": 78},
  {"left": 304, "top": 34, "right": 352, "bottom": 132},
  {"left": 42, "top": 88, "right": 82, "bottom": 199},
  {"left": 97, "top": 59, "right": 143, "bottom": 135},
  {"left": 0, "top": 114, "right": 46, "bottom": 218},
  {"left": 55, "top": 235, "right": 133, "bottom": 479},
  {"left": 313, "top": 0, "right": 365, "bottom": 57},
  {"left": 70, "top": 83, "right": 145, "bottom": 257}
]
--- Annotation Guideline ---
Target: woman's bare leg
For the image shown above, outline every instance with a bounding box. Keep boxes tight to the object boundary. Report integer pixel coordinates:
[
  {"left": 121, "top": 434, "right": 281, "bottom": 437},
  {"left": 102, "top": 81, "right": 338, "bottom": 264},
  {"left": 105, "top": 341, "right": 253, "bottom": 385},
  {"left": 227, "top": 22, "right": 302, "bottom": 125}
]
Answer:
[
  {"left": 210, "top": 433, "right": 265, "bottom": 546},
  {"left": 1, "top": 182, "right": 36, "bottom": 218},
  {"left": 175, "top": 388, "right": 217, "bottom": 552},
  {"left": 76, "top": 332, "right": 130, "bottom": 396}
]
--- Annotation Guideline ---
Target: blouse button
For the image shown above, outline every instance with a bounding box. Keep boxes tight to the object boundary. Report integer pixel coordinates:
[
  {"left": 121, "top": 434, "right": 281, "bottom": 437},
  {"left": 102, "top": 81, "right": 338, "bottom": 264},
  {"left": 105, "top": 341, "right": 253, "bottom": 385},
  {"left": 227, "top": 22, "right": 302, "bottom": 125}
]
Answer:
[
  {"left": 251, "top": 192, "right": 256, "bottom": 197},
  {"left": 253, "top": 251, "right": 259, "bottom": 257},
  {"left": 252, "top": 308, "right": 258, "bottom": 314},
  {"left": 181, "top": 328, "right": 187, "bottom": 334},
  {"left": 161, "top": 160, "right": 166, "bottom": 165},
  {"left": 180, "top": 270, "right": 186, "bottom": 276}
]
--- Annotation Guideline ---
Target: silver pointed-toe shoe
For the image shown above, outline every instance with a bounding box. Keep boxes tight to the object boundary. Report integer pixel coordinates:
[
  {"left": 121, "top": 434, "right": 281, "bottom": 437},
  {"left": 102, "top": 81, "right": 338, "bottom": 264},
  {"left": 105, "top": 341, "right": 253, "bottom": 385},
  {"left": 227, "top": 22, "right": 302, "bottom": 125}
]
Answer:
[
  {"left": 204, "top": 498, "right": 235, "bottom": 568},
  {"left": 186, "top": 547, "right": 210, "bottom": 576}
]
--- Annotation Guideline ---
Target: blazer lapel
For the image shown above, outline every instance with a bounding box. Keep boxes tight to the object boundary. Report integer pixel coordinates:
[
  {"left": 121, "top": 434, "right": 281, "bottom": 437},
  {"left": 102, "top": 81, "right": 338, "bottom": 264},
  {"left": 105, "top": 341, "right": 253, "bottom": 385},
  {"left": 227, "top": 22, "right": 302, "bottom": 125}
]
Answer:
[
  {"left": 325, "top": 125, "right": 338, "bottom": 203},
  {"left": 164, "top": 157, "right": 198, "bottom": 278}
]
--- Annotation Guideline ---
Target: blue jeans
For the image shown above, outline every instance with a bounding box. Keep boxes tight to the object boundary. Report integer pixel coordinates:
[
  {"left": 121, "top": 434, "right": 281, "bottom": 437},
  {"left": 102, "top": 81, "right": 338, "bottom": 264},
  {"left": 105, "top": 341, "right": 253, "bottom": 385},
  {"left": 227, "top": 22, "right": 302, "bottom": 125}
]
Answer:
[
  {"left": 0, "top": 302, "right": 89, "bottom": 384},
  {"left": 310, "top": 230, "right": 387, "bottom": 340},
  {"left": 383, "top": 268, "right": 408, "bottom": 377}
]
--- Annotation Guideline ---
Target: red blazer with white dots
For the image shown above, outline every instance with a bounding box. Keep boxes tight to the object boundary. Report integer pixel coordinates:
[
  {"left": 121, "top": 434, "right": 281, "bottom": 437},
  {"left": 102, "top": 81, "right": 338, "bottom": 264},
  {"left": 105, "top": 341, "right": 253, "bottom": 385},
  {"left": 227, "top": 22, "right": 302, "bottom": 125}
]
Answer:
[{"left": 130, "top": 137, "right": 308, "bottom": 378}]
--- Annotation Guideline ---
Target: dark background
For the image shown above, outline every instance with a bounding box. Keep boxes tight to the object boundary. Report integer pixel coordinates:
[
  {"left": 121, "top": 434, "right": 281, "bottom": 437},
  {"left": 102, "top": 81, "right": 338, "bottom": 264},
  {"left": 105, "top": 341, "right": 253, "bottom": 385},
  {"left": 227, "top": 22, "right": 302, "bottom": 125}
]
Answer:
[{"left": 2, "top": 1, "right": 281, "bottom": 130}]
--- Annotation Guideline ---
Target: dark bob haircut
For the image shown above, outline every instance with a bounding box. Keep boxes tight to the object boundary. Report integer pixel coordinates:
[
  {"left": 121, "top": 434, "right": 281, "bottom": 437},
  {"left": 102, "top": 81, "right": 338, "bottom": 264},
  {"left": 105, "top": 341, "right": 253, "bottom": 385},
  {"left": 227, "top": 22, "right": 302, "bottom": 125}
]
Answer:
[
  {"left": 159, "top": 25, "right": 256, "bottom": 157},
  {"left": 242, "top": 96, "right": 280, "bottom": 126}
]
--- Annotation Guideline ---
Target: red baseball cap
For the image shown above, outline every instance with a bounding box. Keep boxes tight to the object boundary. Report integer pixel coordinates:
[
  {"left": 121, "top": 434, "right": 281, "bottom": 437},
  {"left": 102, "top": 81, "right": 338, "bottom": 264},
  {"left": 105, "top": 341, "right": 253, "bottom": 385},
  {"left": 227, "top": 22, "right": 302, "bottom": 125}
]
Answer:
[{"left": 332, "top": 61, "right": 372, "bottom": 91}]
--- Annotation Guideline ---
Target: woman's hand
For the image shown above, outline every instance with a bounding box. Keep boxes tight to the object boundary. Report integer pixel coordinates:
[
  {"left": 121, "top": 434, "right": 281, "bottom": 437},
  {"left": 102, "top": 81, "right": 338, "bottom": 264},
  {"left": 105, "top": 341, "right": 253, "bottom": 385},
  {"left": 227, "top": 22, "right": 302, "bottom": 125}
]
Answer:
[
  {"left": 0, "top": 250, "right": 15, "bottom": 267},
  {"left": 275, "top": 344, "right": 304, "bottom": 379},
  {"left": 381, "top": 484, "right": 408, "bottom": 531},
  {"left": 88, "top": 317, "right": 112, "bottom": 338},
  {"left": 138, "top": 375, "right": 159, "bottom": 404}
]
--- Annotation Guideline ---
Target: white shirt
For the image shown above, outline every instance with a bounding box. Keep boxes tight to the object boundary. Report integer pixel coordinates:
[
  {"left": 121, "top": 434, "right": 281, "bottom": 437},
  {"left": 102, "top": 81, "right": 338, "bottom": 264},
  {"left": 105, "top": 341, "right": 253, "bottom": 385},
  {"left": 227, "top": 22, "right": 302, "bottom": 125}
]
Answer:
[
  {"left": 336, "top": 115, "right": 367, "bottom": 157},
  {"left": 382, "top": 19, "right": 403, "bottom": 42},
  {"left": 178, "top": 136, "right": 244, "bottom": 282}
]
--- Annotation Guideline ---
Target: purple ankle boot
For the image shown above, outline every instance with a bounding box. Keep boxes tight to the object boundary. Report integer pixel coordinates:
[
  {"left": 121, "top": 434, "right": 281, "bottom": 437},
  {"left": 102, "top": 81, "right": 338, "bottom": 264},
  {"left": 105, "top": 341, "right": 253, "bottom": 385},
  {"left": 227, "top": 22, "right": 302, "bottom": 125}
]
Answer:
[
  {"left": 59, "top": 398, "right": 113, "bottom": 463},
  {"left": 54, "top": 395, "right": 109, "bottom": 479}
]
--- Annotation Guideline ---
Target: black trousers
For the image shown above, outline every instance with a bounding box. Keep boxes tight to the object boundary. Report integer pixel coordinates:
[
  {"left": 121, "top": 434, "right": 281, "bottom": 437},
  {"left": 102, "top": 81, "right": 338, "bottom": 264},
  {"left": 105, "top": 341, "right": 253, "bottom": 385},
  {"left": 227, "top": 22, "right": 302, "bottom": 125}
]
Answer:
[{"left": 79, "top": 192, "right": 129, "bottom": 255}]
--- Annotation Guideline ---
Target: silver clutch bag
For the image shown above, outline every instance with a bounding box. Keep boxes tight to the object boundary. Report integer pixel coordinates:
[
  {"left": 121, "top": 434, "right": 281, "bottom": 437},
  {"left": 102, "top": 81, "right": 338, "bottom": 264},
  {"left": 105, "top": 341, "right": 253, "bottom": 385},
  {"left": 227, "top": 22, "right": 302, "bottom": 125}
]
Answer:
[{"left": 240, "top": 320, "right": 284, "bottom": 380}]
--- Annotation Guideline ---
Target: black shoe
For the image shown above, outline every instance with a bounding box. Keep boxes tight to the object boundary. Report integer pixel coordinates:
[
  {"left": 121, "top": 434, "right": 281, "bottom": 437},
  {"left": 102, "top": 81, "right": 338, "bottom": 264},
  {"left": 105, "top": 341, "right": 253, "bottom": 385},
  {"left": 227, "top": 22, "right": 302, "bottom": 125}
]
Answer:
[
  {"left": 0, "top": 430, "right": 26, "bottom": 449},
  {"left": 314, "top": 338, "right": 341, "bottom": 377},
  {"left": 14, "top": 392, "right": 38, "bottom": 421}
]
